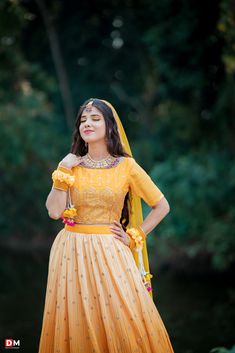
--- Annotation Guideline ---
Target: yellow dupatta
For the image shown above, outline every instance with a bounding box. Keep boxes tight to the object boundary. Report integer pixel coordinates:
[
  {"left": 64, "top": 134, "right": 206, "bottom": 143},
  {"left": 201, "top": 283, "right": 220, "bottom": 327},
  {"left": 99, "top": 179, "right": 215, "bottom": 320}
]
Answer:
[{"left": 101, "top": 99, "right": 153, "bottom": 298}]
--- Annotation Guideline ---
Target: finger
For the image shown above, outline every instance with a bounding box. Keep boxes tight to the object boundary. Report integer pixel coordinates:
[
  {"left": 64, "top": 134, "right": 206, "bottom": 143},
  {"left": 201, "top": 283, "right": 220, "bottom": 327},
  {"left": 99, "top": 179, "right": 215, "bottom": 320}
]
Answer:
[
  {"left": 110, "top": 227, "right": 122, "bottom": 234},
  {"left": 109, "top": 225, "right": 120, "bottom": 231},
  {"left": 114, "top": 235, "right": 124, "bottom": 241},
  {"left": 114, "top": 234, "right": 122, "bottom": 238},
  {"left": 114, "top": 236, "right": 128, "bottom": 246},
  {"left": 110, "top": 229, "right": 122, "bottom": 236},
  {"left": 113, "top": 220, "right": 121, "bottom": 225},
  {"left": 113, "top": 220, "right": 122, "bottom": 228},
  {"left": 109, "top": 225, "right": 122, "bottom": 231}
]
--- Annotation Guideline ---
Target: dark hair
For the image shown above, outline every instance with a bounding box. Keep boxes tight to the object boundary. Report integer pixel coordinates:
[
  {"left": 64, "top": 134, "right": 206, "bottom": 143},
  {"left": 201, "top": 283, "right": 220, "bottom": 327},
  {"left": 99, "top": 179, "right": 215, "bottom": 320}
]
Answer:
[{"left": 70, "top": 98, "right": 131, "bottom": 230}]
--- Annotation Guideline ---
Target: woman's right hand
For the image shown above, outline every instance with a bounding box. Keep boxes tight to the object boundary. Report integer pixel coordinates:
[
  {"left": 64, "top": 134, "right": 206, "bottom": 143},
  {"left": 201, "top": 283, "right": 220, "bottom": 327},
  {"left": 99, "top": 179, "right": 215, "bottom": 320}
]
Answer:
[{"left": 59, "top": 153, "right": 82, "bottom": 169}]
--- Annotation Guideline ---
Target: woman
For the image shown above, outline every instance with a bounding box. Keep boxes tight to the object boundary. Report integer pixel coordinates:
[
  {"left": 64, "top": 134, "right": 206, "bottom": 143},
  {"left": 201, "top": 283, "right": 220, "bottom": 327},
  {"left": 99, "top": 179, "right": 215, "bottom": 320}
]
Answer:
[{"left": 38, "top": 98, "right": 174, "bottom": 353}]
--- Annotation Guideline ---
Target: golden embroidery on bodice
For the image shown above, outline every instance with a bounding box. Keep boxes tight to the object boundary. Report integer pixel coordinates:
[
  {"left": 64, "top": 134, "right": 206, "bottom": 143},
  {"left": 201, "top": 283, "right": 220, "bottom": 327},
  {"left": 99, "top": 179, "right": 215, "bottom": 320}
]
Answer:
[
  {"left": 52, "top": 156, "right": 164, "bottom": 224},
  {"left": 70, "top": 158, "right": 130, "bottom": 224}
]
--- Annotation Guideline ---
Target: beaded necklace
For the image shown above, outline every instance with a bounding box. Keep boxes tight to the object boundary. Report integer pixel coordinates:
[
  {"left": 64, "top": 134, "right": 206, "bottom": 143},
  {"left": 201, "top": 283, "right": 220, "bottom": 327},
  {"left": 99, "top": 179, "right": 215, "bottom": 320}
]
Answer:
[{"left": 79, "top": 153, "right": 122, "bottom": 169}]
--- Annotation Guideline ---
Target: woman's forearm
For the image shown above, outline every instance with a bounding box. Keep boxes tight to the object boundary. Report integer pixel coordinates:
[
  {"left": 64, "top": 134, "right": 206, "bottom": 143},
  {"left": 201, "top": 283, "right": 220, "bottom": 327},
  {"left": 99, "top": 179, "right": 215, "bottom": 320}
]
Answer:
[
  {"left": 45, "top": 188, "right": 67, "bottom": 219},
  {"left": 140, "top": 197, "right": 170, "bottom": 237}
]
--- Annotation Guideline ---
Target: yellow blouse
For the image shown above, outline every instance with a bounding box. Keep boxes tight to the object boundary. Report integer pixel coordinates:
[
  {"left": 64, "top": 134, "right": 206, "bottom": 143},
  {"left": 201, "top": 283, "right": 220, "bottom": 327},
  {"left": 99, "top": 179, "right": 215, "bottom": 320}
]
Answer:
[{"left": 52, "top": 157, "right": 164, "bottom": 224}]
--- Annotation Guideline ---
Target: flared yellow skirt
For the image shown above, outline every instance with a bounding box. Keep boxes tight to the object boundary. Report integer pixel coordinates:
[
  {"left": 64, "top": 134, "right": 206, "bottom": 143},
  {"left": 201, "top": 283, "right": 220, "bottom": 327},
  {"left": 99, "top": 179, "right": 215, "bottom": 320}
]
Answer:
[{"left": 38, "top": 224, "right": 174, "bottom": 353}]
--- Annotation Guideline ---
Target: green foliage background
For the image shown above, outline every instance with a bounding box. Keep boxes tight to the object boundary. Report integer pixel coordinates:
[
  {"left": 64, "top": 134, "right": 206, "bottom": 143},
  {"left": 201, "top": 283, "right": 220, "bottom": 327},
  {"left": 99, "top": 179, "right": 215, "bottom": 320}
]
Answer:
[{"left": 0, "top": 0, "right": 234, "bottom": 271}]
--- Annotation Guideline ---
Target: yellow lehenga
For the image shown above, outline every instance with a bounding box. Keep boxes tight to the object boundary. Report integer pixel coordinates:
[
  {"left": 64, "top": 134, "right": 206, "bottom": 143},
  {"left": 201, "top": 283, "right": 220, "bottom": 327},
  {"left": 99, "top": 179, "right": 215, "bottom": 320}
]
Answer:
[{"left": 38, "top": 156, "right": 174, "bottom": 353}]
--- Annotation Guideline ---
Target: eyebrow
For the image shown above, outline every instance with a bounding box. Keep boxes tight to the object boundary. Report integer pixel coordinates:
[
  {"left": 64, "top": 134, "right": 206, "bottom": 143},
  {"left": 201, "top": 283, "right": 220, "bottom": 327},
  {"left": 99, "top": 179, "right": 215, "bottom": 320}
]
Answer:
[{"left": 81, "top": 114, "right": 101, "bottom": 118}]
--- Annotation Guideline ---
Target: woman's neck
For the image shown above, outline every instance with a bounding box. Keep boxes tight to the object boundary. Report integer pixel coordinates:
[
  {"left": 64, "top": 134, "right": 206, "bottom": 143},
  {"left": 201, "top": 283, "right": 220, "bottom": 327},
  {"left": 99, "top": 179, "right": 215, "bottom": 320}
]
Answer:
[{"left": 87, "top": 144, "right": 110, "bottom": 161}]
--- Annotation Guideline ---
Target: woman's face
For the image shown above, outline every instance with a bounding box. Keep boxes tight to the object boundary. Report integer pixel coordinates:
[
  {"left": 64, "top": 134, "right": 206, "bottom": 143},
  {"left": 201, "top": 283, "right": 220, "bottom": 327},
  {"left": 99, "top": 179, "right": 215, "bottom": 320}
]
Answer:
[{"left": 79, "top": 104, "right": 107, "bottom": 144}]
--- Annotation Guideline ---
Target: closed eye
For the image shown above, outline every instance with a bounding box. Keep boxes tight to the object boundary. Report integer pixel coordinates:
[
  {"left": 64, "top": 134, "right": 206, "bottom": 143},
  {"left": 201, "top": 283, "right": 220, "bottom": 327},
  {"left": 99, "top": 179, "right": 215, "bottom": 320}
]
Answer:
[{"left": 81, "top": 118, "right": 100, "bottom": 123}]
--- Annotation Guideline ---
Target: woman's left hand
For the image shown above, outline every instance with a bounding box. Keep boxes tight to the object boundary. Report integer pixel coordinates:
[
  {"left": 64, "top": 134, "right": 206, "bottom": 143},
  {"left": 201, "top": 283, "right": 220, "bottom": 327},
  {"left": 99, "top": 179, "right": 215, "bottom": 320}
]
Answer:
[{"left": 109, "top": 220, "right": 130, "bottom": 247}]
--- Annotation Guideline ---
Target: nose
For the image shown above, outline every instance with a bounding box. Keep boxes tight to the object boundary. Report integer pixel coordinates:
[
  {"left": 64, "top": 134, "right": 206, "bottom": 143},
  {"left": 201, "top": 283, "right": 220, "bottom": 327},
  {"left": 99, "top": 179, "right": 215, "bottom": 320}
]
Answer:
[{"left": 84, "top": 119, "right": 92, "bottom": 128}]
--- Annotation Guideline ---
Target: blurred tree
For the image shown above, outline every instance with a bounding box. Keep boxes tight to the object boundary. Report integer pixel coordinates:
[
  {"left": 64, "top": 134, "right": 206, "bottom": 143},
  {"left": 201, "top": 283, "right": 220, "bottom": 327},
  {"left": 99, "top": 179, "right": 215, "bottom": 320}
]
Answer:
[
  {"left": 0, "top": 0, "right": 234, "bottom": 271},
  {"left": 149, "top": 149, "right": 235, "bottom": 270},
  {"left": 0, "top": 0, "right": 69, "bottom": 241},
  {"left": 35, "top": 0, "right": 75, "bottom": 129}
]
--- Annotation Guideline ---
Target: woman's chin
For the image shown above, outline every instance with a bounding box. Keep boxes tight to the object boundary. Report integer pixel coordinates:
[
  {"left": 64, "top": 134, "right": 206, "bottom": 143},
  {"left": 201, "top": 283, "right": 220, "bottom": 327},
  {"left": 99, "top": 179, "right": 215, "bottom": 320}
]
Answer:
[
  {"left": 84, "top": 137, "right": 105, "bottom": 144},
  {"left": 82, "top": 136, "right": 94, "bottom": 143}
]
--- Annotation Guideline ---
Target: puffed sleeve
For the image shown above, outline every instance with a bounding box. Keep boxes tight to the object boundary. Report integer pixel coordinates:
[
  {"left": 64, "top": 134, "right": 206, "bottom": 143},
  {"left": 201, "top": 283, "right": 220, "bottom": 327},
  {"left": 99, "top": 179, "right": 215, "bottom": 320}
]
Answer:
[{"left": 128, "top": 158, "right": 164, "bottom": 207}]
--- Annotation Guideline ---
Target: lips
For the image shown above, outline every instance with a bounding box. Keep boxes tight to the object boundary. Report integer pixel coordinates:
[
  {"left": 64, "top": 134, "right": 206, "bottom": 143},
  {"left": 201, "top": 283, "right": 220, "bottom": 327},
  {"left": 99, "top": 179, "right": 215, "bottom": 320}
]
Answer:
[{"left": 84, "top": 130, "right": 94, "bottom": 134}]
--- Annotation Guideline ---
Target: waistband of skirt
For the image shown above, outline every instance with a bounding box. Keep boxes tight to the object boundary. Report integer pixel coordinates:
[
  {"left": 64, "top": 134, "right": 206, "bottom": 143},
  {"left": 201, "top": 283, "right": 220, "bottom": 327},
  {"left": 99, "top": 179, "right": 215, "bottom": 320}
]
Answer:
[{"left": 64, "top": 223, "right": 112, "bottom": 234}]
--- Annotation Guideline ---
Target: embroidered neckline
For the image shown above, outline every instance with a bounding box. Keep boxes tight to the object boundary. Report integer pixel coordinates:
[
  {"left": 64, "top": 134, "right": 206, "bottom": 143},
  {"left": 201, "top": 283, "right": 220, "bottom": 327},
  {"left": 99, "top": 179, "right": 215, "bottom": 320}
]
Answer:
[{"left": 78, "top": 153, "right": 124, "bottom": 169}]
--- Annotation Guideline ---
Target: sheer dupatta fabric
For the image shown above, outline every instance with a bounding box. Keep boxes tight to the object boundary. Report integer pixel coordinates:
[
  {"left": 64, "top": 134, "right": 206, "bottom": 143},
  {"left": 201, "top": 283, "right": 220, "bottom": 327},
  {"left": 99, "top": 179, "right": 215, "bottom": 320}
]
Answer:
[{"left": 101, "top": 99, "right": 153, "bottom": 298}]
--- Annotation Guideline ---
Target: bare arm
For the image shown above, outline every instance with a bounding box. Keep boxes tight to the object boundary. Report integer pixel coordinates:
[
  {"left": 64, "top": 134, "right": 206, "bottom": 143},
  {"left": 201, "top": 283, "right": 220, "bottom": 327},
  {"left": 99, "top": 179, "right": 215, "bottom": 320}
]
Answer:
[
  {"left": 140, "top": 197, "right": 170, "bottom": 236},
  {"left": 45, "top": 153, "right": 82, "bottom": 220},
  {"left": 45, "top": 187, "right": 67, "bottom": 219},
  {"left": 110, "top": 197, "right": 170, "bottom": 247}
]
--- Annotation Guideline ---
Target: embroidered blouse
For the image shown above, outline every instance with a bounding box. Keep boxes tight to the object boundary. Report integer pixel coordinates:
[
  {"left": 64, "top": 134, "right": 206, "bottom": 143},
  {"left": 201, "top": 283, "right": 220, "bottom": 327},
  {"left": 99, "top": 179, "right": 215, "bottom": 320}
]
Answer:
[{"left": 52, "top": 157, "right": 164, "bottom": 224}]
